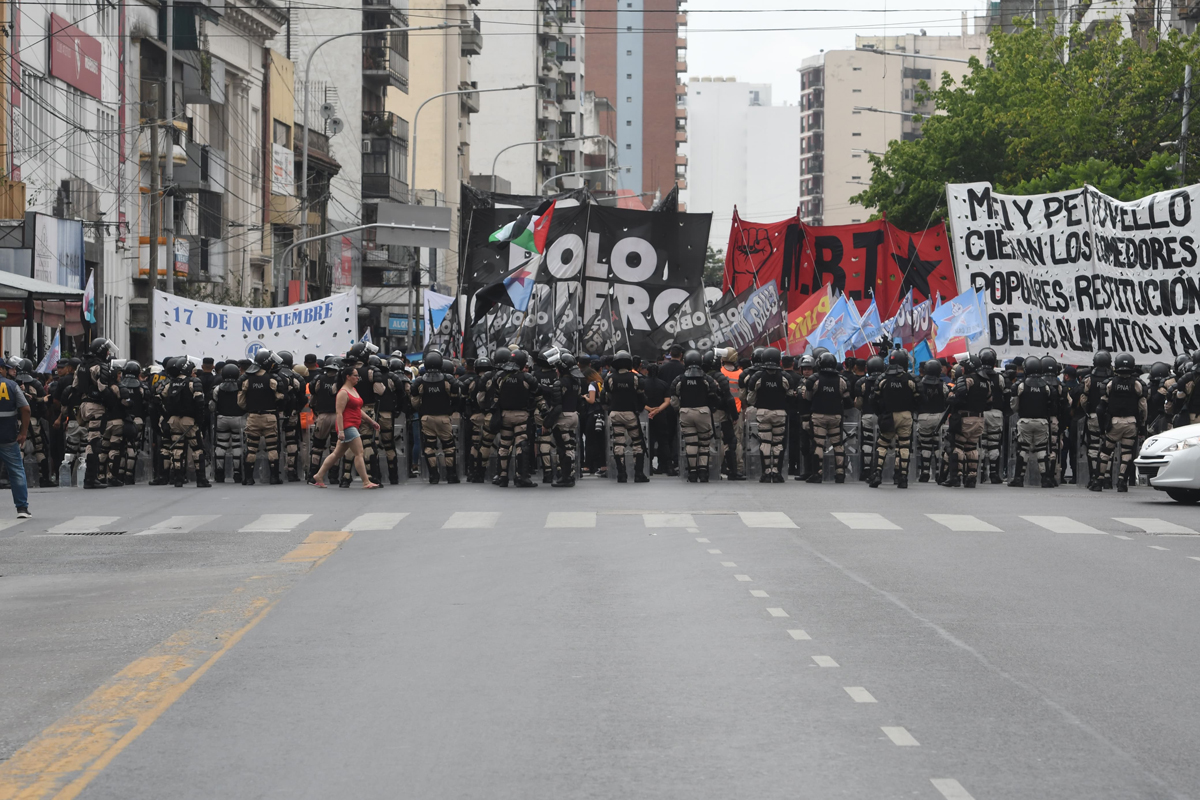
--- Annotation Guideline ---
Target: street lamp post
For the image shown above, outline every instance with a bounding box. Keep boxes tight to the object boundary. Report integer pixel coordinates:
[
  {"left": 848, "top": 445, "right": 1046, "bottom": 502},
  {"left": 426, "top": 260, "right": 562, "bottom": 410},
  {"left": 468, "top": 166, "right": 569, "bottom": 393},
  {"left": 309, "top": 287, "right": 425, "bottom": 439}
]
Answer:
[
  {"left": 406, "top": 83, "right": 536, "bottom": 350},
  {"left": 298, "top": 22, "right": 459, "bottom": 301},
  {"left": 539, "top": 167, "right": 611, "bottom": 194},
  {"left": 491, "top": 134, "right": 608, "bottom": 193}
]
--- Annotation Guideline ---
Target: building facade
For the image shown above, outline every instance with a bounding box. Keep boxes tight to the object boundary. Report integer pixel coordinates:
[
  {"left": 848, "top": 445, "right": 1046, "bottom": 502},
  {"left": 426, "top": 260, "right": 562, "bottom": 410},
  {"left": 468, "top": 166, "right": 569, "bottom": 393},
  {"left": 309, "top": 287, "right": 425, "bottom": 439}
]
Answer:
[
  {"left": 798, "top": 31, "right": 986, "bottom": 227},
  {"left": 684, "top": 78, "right": 799, "bottom": 247}
]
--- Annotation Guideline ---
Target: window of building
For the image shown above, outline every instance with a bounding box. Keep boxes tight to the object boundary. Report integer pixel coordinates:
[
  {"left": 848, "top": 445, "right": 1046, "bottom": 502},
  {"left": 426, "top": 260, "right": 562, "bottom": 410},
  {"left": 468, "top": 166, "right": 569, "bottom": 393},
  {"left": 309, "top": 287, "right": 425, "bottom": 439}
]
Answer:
[
  {"left": 852, "top": 219, "right": 862, "bottom": 223},
  {"left": 627, "top": 50, "right": 632, "bottom": 55},
  {"left": 626, "top": 120, "right": 632, "bottom": 126},
  {"left": 96, "top": 109, "right": 116, "bottom": 191},
  {"left": 626, "top": 97, "right": 632, "bottom": 103},
  {"left": 852, "top": 110, "right": 861, "bottom": 114},
  {"left": 851, "top": 176, "right": 860, "bottom": 180},
  {"left": 852, "top": 132, "right": 861, "bottom": 136},
  {"left": 852, "top": 67, "right": 862, "bottom": 71},
  {"left": 273, "top": 119, "right": 290, "bottom": 147},
  {"left": 627, "top": 73, "right": 632, "bottom": 79},
  {"left": 626, "top": 25, "right": 632, "bottom": 31},
  {"left": 65, "top": 88, "right": 85, "bottom": 178},
  {"left": 626, "top": 144, "right": 631, "bottom": 149},
  {"left": 852, "top": 88, "right": 861, "bottom": 93},
  {"left": 852, "top": 153, "right": 861, "bottom": 158}
]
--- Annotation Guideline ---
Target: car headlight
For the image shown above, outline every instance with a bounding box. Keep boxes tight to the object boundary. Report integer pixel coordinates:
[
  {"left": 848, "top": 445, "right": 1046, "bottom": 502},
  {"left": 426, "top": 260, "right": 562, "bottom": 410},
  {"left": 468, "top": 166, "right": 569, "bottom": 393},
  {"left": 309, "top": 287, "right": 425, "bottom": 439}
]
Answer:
[{"left": 1163, "top": 436, "right": 1200, "bottom": 452}]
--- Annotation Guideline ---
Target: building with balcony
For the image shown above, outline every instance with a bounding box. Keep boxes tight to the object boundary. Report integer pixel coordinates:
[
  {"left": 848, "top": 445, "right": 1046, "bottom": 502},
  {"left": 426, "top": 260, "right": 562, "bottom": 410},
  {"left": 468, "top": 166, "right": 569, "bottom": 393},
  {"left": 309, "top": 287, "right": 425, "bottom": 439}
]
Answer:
[
  {"left": 585, "top": 0, "right": 688, "bottom": 209},
  {"left": 798, "top": 32, "right": 985, "bottom": 227},
  {"left": 685, "top": 78, "right": 798, "bottom": 249}
]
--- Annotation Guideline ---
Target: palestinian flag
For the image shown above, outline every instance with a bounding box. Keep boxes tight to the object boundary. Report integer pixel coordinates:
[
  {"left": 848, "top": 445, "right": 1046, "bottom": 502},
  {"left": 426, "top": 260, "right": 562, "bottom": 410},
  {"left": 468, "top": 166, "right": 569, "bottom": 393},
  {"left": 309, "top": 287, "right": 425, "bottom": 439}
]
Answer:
[
  {"left": 488, "top": 199, "right": 556, "bottom": 254},
  {"left": 471, "top": 257, "right": 543, "bottom": 326}
]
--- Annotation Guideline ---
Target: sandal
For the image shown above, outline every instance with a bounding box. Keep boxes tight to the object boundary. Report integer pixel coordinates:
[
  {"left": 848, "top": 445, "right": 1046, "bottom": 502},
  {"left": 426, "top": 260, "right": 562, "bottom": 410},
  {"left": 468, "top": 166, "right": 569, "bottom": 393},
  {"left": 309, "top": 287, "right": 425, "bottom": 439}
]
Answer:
[
  {"left": 311, "top": 480, "right": 327, "bottom": 488},
  {"left": 363, "top": 482, "right": 381, "bottom": 490}
]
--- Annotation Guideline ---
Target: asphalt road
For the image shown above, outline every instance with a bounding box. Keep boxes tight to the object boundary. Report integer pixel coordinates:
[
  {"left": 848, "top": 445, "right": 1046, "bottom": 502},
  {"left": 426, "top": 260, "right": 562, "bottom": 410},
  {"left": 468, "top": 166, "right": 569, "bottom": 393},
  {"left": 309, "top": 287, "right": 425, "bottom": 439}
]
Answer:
[{"left": 3, "top": 478, "right": 1200, "bottom": 800}]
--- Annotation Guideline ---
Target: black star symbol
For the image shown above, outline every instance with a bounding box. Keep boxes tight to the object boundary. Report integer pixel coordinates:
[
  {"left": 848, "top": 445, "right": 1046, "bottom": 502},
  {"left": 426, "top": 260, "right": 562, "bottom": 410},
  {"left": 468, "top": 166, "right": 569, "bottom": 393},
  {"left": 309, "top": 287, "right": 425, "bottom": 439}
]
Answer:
[{"left": 891, "top": 238, "right": 942, "bottom": 301}]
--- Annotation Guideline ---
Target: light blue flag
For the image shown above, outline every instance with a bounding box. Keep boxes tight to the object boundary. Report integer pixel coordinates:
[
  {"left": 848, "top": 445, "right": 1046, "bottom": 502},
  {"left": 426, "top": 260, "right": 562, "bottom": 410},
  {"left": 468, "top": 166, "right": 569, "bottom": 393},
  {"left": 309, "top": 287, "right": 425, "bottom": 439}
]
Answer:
[
  {"left": 931, "top": 289, "right": 984, "bottom": 352},
  {"left": 911, "top": 338, "right": 933, "bottom": 371},
  {"left": 849, "top": 298, "right": 882, "bottom": 350},
  {"left": 811, "top": 294, "right": 853, "bottom": 361}
]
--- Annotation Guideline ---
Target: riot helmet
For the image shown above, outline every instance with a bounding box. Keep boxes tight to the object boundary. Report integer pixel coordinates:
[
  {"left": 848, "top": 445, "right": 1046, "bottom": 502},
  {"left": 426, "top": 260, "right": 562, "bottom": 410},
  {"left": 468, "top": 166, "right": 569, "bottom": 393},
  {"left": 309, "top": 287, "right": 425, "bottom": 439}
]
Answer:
[
  {"left": 425, "top": 351, "right": 445, "bottom": 372},
  {"left": 493, "top": 349, "right": 511, "bottom": 368},
  {"left": 1114, "top": 353, "right": 1137, "bottom": 375},
  {"left": 1093, "top": 350, "right": 1112, "bottom": 371},
  {"left": 1150, "top": 362, "right": 1171, "bottom": 380},
  {"left": 1042, "top": 354, "right": 1060, "bottom": 376},
  {"left": 89, "top": 338, "right": 115, "bottom": 359},
  {"left": 978, "top": 347, "right": 998, "bottom": 368},
  {"left": 702, "top": 351, "right": 719, "bottom": 371},
  {"left": 751, "top": 347, "right": 765, "bottom": 365},
  {"left": 866, "top": 355, "right": 886, "bottom": 375},
  {"left": 683, "top": 350, "right": 703, "bottom": 368},
  {"left": 511, "top": 350, "right": 529, "bottom": 369},
  {"left": 612, "top": 350, "right": 634, "bottom": 370},
  {"left": 1024, "top": 356, "right": 1043, "bottom": 376},
  {"left": 558, "top": 352, "right": 578, "bottom": 371},
  {"left": 220, "top": 363, "right": 240, "bottom": 380},
  {"left": 277, "top": 351, "right": 294, "bottom": 368},
  {"left": 923, "top": 359, "right": 942, "bottom": 378},
  {"left": 798, "top": 354, "right": 816, "bottom": 372},
  {"left": 762, "top": 347, "right": 782, "bottom": 367},
  {"left": 887, "top": 350, "right": 909, "bottom": 370},
  {"left": 818, "top": 352, "right": 838, "bottom": 372},
  {"left": 389, "top": 357, "right": 407, "bottom": 373}
]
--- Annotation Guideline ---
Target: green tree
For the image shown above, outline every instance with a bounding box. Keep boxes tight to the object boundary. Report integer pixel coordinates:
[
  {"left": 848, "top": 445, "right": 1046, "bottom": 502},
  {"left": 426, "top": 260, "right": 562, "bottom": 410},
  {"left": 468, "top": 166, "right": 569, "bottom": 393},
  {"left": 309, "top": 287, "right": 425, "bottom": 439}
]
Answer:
[
  {"left": 851, "top": 21, "right": 1200, "bottom": 229},
  {"left": 703, "top": 246, "right": 725, "bottom": 288}
]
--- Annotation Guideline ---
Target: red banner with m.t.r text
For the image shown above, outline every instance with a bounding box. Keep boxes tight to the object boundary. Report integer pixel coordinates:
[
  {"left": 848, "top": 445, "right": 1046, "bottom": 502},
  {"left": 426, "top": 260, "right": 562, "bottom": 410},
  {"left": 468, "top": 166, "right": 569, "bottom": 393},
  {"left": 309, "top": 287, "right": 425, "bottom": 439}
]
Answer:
[{"left": 723, "top": 211, "right": 958, "bottom": 320}]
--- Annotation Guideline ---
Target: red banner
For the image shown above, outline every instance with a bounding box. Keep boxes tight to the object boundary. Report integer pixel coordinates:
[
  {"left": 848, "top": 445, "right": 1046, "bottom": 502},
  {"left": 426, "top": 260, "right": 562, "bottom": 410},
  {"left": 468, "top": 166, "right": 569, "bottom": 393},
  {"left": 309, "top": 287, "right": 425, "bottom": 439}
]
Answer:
[
  {"left": 723, "top": 212, "right": 958, "bottom": 321},
  {"left": 49, "top": 14, "right": 102, "bottom": 100}
]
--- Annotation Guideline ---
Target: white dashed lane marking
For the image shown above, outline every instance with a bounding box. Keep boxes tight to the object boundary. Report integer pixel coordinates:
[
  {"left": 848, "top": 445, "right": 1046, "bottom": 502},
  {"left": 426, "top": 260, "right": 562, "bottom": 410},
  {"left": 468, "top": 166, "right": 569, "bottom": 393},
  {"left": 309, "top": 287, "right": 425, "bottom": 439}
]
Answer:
[
  {"left": 344, "top": 512, "right": 409, "bottom": 531},
  {"left": 844, "top": 687, "right": 877, "bottom": 703},
  {"left": 931, "top": 778, "right": 976, "bottom": 799},
  {"left": 239, "top": 514, "right": 312, "bottom": 533},
  {"left": 707, "top": 549, "right": 722, "bottom": 554},
  {"left": 927, "top": 514, "right": 1001, "bottom": 532},
  {"left": 832, "top": 512, "right": 901, "bottom": 530},
  {"left": 767, "top": 608, "right": 789, "bottom": 617},
  {"left": 1190, "top": 557, "right": 1200, "bottom": 562},
  {"left": 812, "top": 656, "right": 839, "bottom": 667},
  {"left": 0, "top": 519, "right": 28, "bottom": 533},
  {"left": 749, "top": 590, "right": 769, "bottom": 598},
  {"left": 545, "top": 511, "right": 596, "bottom": 528},
  {"left": 734, "top": 574, "right": 752, "bottom": 581},
  {"left": 1115, "top": 517, "right": 1198, "bottom": 534},
  {"left": 1148, "top": 545, "right": 1170, "bottom": 551},
  {"left": 643, "top": 513, "right": 696, "bottom": 528},
  {"left": 881, "top": 726, "right": 920, "bottom": 746},
  {"left": 738, "top": 511, "right": 797, "bottom": 528},
  {"left": 787, "top": 630, "right": 811, "bottom": 640},
  {"left": 695, "top": 537, "right": 710, "bottom": 543},
  {"left": 720, "top": 562, "right": 737, "bottom": 567},
  {"left": 49, "top": 516, "right": 122, "bottom": 534},
  {"left": 1114, "top": 535, "right": 1133, "bottom": 540},
  {"left": 133, "top": 515, "right": 220, "bottom": 536},
  {"left": 443, "top": 512, "right": 500, "bottom": 529},
  {"left": 1021, "top": 515, "right": 1105, "bottom": 534}
]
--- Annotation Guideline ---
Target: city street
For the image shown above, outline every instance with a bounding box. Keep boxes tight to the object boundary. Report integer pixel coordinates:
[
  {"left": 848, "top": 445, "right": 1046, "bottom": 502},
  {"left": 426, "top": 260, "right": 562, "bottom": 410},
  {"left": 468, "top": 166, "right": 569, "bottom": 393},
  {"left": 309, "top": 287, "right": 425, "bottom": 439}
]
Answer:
[{"left": 2, "top": 480, "right": 1200, "bottom": 800}]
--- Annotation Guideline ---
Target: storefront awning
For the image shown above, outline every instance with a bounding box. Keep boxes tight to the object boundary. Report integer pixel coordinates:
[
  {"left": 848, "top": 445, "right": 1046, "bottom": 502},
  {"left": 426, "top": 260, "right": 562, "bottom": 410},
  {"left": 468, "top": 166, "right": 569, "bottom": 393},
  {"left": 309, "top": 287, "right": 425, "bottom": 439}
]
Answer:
[{"left": 0, "top": 271, "right": 85, "bottom": 300}]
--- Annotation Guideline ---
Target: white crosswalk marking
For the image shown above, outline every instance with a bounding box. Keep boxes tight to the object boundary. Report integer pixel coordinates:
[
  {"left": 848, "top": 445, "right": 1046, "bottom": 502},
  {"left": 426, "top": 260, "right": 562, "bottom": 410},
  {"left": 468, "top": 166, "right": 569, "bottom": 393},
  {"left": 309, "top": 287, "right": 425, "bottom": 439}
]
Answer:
[
  {"left": 643, "top": 513, "right": 696, "bottom": 528},
  {"left": 0, "top": 519, "right": 28, "bottom": 534},
  {"left": 844, "top": 687, "right": 877, "bottom": 703},
  {"left": 832, "top": 512, "right": 900, "bottom": 530},
  {"left": 443, "top": 511, "right": 500, "bottom": 529},
  {"left": 1114, "top": 517, "right": 1198, "bottom": 535},
  {"left": 546, "top": 511, "right": 596, "bottom": 528},
  {"left": 49, "top": 516, "right": 121, "bottom": 534},
  {"left": 345, "top": 513, "right": 409, "bottom": 531},
  {"left": 133, "top": 515, "right": 220, "bottom": 536},
  {"left": 738, "top": 511, "right": 797, "bottom": 528},
  {"left": 882, "top": 726, "right": 919, "bottom": 746},
  {"left": 1021, "top": 515, "right": 1105, "bottom": 534},
  {"left": 239, "top": 514, "right": 312, "bottom": 533},
  {"left": 927, "top": 514, "right": 1001, "bottom": 532},
  {"left": 931, "top": 779, "right": 975, "bottom": 800}
]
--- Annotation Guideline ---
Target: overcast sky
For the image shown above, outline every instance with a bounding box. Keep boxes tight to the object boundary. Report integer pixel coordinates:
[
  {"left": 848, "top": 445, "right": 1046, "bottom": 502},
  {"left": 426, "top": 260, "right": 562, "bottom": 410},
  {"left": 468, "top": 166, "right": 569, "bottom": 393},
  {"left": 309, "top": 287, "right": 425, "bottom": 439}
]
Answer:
[{"left": 682, "top": 0, "right": 989, "bottom": 105}]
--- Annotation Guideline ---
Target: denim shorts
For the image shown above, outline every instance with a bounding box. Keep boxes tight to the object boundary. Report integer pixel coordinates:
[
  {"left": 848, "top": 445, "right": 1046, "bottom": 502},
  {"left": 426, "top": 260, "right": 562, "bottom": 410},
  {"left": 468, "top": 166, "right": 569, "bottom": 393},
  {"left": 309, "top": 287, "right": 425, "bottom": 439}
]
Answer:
[{"left": 342, "top": 426, "right": 361, "bottom": 441}]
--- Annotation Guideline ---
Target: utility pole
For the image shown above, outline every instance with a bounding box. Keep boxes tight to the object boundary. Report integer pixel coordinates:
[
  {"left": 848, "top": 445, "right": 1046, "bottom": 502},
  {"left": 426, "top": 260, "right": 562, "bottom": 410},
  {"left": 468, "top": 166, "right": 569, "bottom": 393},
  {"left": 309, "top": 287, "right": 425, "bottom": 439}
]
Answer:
[
  {"left": 1181, "top": 64, "right": 1192, "bottom": 188},
  {"left": 163, "top": 0, "right": 175, "bottom": 293},
  {"left": 149, "top": 121, "right": 161, "bottom": 284}
]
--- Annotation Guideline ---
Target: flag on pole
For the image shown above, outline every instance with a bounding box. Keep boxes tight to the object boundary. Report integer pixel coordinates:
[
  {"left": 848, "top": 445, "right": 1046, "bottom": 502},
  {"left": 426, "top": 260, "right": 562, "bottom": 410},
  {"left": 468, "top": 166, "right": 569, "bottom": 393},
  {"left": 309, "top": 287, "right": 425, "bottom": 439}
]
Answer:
[
  {"left": 423, "top": 290, "right": 456, "bottom": 348},
  {"left": 848, "top": 298, "right": 883, "bottom": 350},
  {"left": 82, "top": 270, "right": 96, "bottom": 324},
  {"left": 810, "top": 294, "right": 853, "bottom": 361},
  {"left": 361, "top": 328, "right": 372, "bottom": 344},
  {"left": 911, "top": 338, "right": 934, "bottom": 370},
  {"left": 785, "top": 284, "right": 833, "bottom": 355},
  {"left": 931, "top": 288, "right": 984, "bottom": 352},
  {"left": 488, "top": 199, "right": 556, "bottom": 255},
  {"left": 36, "top": 330, "right": 62, "bottom": 374},
  {"left": 471, "top": 255, "right": 543, "bottom": 325}
]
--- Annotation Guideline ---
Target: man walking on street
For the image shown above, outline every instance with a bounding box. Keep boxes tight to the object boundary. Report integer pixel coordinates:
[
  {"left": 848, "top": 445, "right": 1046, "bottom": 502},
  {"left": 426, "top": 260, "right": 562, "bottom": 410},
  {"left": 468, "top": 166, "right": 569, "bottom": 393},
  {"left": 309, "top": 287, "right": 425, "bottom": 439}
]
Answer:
[{"left": 0, "top": 370, "right": 32, "bottom": 518}]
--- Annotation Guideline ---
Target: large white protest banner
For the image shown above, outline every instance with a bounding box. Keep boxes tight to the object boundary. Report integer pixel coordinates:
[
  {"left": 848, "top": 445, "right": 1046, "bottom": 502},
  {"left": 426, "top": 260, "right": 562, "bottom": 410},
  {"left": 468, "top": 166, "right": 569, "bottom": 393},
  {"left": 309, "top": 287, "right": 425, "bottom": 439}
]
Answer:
[
  {"left": 153, "top": 288, "right": 359, "bottom": 363},
  {"left": 946, "top": 182, "right": 1200, "bottom": 362}
]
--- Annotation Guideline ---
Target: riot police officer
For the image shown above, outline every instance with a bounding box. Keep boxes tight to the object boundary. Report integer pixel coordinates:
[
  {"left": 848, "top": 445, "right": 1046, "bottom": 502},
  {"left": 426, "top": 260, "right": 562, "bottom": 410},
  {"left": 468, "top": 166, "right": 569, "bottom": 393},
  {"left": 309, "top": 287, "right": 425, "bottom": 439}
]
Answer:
[
  {"left": 946, "top": 355, "right": 991, "bottom": 488},
  {"left": 602, "top": 350, "right": 650, "bottom": 483},
  {"left": 871, "top": 350, "right": 919, "bottom": 489},
  {"left": 706, "top": 351, "right": 740, "bottom": 481},
  {"left": 1079, "top": 350, "right": 1114, "bottom": 488},
  {"left": 789, "top": 355, "right": 816, "bottom": 480},
  {"left": 72, "top": 338, "right": 116, "bottom": 489},
  {"left": 306, "top": 359, "right": 340, "bottom": 483},
  {"left": 1009, "top": 356, "right": 1053, "bottom": 488},
  {"left": 462, "top": 356, "right": 491, "bottom": 483},
  {"left": 804, "top": 352, "right": 852, "bottom": 483},
  {"left": 977, "top": 347, "right": 1010, "bottom": 484},
  {"left": 855, "top": 356, "right": 886, "bottom": 482},
  {"left": 672, "top": 350, "right": 723, "bottom": 483},
  {"left": 275, "top": 352, "right": 306, "bottom": 482},
  {"left": 1093, "top": 353, "right": 1147, "bottom": 493},
  {"left": 238, "top": 350, "right": 284, "bottom": 485},
  {"left": 374, "top": 358, "right": 408, "bottom": 484},
  {"left": 915, "top": 359, "right": 949, "bottom": 483},
  {"left": 488, "top": 349, "right": 539, "bottom": 488},
  {"left": 549, "top": 351, "right": 584, "bottom": 488},
  {"left": 744, "top": 347, "right": 798, "bottom": 483},
  {"left": 532, "top": 347, "right": 562, "bottom": 484},
  {"left": 1147, "top": 362, "right": 1173, "bottom": 434},
  {"left": 212, "top": 363, "right": 245, "bottom": 484},
  {"left": 163, "top": 357, "right": 211, "bottom": 488},
  {"left": 410, "top": 350, "right": 461, "bottom": 484},
  {"left": 15, "top": 359, "right": 53, "bottom": 487},
  {"left": 117, "top": 360, "right": 148, "bottom": 486}
]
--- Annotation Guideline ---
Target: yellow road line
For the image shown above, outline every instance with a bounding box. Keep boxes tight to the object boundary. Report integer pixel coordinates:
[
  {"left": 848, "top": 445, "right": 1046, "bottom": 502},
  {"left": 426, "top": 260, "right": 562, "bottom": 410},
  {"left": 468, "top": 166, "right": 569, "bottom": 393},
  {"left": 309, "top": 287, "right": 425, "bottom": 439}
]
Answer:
[{"left": 0, "top": 531, "right": 352, "bottom": 800}]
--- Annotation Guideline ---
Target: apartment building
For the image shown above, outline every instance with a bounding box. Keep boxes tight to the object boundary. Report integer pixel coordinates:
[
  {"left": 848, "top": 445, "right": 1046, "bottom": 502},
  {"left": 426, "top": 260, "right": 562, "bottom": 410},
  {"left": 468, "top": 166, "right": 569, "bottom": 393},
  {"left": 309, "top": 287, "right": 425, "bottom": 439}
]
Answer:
[{"left": 798, "top": 31, "right": 986, "bottom": 227}]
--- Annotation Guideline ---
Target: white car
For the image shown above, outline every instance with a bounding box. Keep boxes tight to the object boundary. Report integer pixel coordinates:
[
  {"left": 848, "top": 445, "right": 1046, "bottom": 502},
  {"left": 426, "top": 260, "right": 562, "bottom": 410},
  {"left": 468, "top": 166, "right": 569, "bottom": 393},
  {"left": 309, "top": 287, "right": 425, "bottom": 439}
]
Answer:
[{"left": 1136, "top": 423, "right": 1200, "bottom": 504}]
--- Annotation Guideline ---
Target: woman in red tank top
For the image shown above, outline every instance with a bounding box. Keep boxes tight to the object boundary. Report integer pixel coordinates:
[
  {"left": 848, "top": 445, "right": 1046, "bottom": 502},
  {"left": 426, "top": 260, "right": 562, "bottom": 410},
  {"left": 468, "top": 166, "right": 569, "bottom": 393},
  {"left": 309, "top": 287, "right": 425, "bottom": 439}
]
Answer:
[{"left": 310, "top": 366, "right": 381, "bottom": 488}]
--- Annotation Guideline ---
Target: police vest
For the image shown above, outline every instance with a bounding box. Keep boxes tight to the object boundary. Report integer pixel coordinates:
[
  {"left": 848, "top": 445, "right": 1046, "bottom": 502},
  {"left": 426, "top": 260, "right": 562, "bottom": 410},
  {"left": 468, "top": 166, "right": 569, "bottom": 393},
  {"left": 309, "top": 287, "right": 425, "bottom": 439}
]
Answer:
[
  {"left": 496, "top": 372, "right": 533, "bottom": 412},
  {"left": 243, "top": 374, "right": 279, "bottom": 414},
  {"left": 415, "top": 373, "right": 454, "bottom": 415},
  {"left": 676, "top": 369, "right": 711, "bottom": 409},
  {"left": 917, "top": 379, "right": 946, "bottom": 414},
  {"left": 215, "top": 383, "right": 242, "bottom": 417},
  {"left": 810, "top": 373, "right": 845, "bottom": 415},
  {"left": 607, "top": 370, "right": 641, "bottom": 413},
  {"left": 120, "top": 378, "right": 148, "bottom": 418},
  {"left": 1106, "top": 376, "right": 1141, "bottom": 417},
  {"left": 1017, "top": 378, "right": 1050, "bottom": 418},
  {"left": 879, "top": 372, "right": 916, "bottom": 413},
  {"left": 559, "top": 373, "right": 581, "bottom": 413},
  {"left": 752, "top": 368, "right": 789, "bottom": 411}
]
